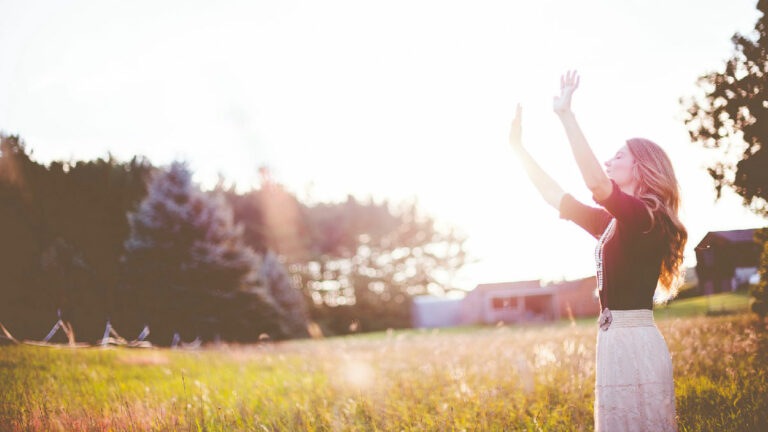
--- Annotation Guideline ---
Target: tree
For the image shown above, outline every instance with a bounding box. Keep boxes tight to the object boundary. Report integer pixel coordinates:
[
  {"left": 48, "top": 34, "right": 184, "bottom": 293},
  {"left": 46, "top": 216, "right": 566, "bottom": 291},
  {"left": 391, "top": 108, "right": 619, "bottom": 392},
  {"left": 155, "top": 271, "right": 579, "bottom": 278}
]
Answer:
[
  {"left": 222, "top": 171, "right": 471, "bottom": 335},
  {"left": 0, "top": 133, "right": 153, "bottom": 341},
  {"left": 752, "top": 228, "right": 768, "bottom": 318},
  {"left": 260, "top": 249, "right": 311, "bottom": 338},
  {"left": 122, "top": 161, "right": 285, "bottom": 343},
  {"left": 48, "top": 154, "right": 154, "bottom": 340},
  {"left": 276, "top": 194, "right": 470, "bottom": 335},
  {"left": 680, "top": 0, "right": 768, "bottom": 318},
  {"left": 0, "top": 134, "right": 52, "bottom": 338},
  {"left": 680, "top": 1, "right": 768, "bottom": 215}
]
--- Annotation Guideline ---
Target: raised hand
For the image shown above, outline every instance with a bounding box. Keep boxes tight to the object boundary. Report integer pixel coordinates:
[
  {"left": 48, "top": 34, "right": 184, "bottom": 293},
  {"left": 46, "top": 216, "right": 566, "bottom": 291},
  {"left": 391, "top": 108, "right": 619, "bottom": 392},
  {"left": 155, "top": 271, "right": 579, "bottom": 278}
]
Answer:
[
  {"left": 553, "top": 70, "right": 579, "bottom": 115},
  {"left": 509, "top": 103, "right": 523, "bottom": 149}
]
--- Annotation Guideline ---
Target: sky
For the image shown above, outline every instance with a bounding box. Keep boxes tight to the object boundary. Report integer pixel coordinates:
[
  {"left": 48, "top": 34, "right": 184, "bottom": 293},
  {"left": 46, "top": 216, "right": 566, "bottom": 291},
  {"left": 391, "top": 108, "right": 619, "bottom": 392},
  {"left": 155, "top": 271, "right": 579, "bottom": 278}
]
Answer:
[{"left": 1, "top": 0, "right": 766, "bottom": 293}]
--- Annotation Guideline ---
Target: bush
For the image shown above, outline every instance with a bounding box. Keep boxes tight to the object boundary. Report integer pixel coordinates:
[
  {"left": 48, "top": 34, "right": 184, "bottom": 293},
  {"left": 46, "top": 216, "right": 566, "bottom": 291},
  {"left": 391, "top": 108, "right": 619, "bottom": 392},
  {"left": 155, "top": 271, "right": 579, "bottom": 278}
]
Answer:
[{"left": 752, "top": 228, "right": 768, "bottom": 319}]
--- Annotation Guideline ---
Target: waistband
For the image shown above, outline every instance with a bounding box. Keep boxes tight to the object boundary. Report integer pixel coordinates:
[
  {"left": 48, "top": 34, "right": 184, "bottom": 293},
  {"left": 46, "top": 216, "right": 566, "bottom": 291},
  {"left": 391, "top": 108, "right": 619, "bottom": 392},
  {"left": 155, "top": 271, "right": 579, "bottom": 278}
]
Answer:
[{"left": 601, "top": 309, "right": 655, "bottom": 329}]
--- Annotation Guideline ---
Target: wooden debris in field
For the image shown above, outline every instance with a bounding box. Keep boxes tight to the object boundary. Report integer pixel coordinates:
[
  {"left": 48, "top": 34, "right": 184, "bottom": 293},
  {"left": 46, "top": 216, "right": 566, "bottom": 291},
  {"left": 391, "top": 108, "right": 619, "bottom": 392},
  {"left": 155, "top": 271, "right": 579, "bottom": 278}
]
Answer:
[{"left": 0, "top": 321, "right": 19, "bottom": 345}]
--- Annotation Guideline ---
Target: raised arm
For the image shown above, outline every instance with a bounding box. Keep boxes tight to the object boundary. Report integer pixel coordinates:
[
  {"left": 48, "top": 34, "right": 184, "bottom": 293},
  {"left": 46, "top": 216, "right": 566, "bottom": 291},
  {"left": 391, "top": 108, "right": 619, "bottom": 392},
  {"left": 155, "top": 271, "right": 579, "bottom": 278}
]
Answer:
[
  {"left": 510, "top": 103, "right": 612, "bottom": 238},
  {"left": 509, "top": 104, "right": 566, "bottom": 210},
  {"left": 553, "top": 70, "right": 613, "bottom": 201}
]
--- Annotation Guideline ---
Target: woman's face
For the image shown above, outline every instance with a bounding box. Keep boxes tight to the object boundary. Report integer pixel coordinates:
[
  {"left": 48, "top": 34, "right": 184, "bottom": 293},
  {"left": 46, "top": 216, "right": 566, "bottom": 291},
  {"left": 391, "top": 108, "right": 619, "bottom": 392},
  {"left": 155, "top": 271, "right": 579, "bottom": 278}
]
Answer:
[{"left": 604, "top": 145, "right": 636, "bottom": 188}]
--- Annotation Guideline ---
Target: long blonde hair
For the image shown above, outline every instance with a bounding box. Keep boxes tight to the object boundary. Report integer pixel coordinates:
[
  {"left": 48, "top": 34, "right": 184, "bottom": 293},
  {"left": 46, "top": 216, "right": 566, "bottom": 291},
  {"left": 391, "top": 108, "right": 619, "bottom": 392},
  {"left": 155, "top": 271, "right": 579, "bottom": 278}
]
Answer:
[{"left": 626, "top": 138, "right": 688, "bottom": 304}]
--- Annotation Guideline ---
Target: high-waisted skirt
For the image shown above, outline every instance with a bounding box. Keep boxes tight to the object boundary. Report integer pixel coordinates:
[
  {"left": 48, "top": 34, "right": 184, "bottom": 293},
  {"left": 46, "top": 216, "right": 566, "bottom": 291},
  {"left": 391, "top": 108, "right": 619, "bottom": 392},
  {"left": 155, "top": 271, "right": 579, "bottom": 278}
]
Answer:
[{"left": 594, "top": 308, "right": 678, "bottom": 432}]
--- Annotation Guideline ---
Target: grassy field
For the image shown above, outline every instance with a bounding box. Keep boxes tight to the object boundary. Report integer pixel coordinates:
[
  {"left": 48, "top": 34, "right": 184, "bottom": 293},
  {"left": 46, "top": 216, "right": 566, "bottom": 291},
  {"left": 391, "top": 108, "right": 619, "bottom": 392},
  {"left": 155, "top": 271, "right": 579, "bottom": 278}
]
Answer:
[
  {"left": 653, "top": 289, "right": 751, "bottom": 318},
  {"left": 1, "top": 293, "right": 766, "bottom": 431}
]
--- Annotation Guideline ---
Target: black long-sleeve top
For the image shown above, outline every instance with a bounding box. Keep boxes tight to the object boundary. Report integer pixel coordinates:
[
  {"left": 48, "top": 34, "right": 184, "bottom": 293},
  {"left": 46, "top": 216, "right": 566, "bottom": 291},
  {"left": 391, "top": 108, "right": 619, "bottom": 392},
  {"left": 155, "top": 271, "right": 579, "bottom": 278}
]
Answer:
[{"left": 558, "top": 179, "right": 665, "bottom": 311}]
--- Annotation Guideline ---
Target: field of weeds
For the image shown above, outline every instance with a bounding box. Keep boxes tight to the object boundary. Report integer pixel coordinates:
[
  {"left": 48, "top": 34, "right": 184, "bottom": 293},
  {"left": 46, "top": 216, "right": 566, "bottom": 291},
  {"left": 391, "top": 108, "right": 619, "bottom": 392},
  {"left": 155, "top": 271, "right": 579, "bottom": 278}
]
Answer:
[{"left": 1, "top": 308, "right": 767, "bottom": 431}]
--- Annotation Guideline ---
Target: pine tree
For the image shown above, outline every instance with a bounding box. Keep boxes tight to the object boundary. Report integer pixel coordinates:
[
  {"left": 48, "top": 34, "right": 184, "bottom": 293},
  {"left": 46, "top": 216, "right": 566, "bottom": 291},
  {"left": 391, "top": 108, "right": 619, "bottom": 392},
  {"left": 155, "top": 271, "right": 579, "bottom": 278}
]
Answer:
[
  {"left": 123, "top": 161, "right": 283, "bottom": 343},
  {"left": 260, "top": 249, "right": 310, "bottom": 338}
]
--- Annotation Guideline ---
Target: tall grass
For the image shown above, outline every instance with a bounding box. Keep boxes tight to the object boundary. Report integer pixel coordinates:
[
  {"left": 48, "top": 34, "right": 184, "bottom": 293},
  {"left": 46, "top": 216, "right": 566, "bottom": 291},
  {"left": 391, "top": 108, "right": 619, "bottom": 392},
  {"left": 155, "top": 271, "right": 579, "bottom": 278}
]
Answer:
[{"left": 1, "top": 311, "right": 766, "bottom": 431}]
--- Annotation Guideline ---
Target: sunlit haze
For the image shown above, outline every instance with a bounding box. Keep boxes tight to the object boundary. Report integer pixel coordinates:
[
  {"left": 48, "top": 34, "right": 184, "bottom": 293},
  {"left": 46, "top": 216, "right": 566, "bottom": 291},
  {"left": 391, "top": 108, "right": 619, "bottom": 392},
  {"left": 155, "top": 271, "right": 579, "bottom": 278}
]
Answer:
[{"left": 1, "top": 0, "right": 765, "bottom": 293}]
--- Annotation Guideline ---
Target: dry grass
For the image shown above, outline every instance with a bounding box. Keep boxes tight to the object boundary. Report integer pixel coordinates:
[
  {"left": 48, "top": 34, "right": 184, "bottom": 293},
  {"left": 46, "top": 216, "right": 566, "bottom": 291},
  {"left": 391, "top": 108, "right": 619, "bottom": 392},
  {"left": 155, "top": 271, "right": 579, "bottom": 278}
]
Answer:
[{"left": 1, "top": 312, "right": 766, "bottom": 431}]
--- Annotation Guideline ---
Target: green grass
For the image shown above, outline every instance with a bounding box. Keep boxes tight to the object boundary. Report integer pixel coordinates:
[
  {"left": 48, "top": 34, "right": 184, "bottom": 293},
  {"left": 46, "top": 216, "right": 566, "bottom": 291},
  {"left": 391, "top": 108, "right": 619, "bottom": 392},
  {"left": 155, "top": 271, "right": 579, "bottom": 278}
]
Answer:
[
  {"left": 554, "top": 290, "right": 751, "bottom": 328},
  {"left": 653, "top": 290, "right": 751, "bottom": 319},
  {"left": 354, "top": 291, "right": 752, "bottom": 338},
  {"left": 2, "top": 308, "right": 767, "bottom": 431}
]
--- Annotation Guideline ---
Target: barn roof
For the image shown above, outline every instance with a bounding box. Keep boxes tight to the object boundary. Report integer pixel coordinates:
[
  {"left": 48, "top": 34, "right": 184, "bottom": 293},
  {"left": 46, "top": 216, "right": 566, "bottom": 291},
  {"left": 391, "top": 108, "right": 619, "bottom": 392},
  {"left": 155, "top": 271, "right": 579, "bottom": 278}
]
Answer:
[
  {"left": 412, "top": 295, "right": 463, "bottom": 304},
  {"left": 696, "top": 228, "right": 759, "bottom": 249},
  {"left": 545, "top": 276, "right": 596, "bottom": 291},
  {"left": 468, "top": 276, "right": 596, "bottom": 297},
  {"left": 474, "top": 279, "right": 541, "bottom": 292}
]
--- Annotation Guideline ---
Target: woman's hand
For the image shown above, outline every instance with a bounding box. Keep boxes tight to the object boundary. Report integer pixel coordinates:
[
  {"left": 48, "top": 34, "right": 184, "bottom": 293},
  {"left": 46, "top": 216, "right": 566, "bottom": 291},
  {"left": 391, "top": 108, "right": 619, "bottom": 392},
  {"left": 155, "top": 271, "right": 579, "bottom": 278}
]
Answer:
[
  {"left": 509, "top": 103, "right": 523, "bottom": 150},
  {"left": 553, "top": 70, "right": 579, "bottom": 116}
]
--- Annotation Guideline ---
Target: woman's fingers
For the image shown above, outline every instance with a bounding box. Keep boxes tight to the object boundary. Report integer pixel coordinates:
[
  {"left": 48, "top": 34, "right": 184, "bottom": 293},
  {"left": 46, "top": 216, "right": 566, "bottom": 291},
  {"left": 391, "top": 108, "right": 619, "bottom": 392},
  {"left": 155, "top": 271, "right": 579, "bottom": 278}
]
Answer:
[
  {"left": 553, "top": 71, "right": 580, "bottom": 114},
  {"left": 559, "top": 70, "right": 580, "bottom": 90}
]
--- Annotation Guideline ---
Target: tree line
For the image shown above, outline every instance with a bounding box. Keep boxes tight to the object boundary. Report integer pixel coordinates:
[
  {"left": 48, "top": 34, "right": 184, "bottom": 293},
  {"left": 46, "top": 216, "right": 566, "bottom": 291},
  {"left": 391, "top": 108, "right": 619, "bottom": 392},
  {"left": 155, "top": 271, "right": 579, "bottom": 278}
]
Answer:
[{"left": 0, "top": 134, "right": 469, "bottom": 344}]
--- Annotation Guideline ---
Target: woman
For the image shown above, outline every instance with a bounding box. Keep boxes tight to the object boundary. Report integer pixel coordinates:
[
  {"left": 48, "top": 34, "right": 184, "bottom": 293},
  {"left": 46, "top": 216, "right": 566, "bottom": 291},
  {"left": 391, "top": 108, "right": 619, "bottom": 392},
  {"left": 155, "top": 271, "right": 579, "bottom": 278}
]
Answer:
[{"left": 509, "top": 70, "right": 685, "bottom": 431}]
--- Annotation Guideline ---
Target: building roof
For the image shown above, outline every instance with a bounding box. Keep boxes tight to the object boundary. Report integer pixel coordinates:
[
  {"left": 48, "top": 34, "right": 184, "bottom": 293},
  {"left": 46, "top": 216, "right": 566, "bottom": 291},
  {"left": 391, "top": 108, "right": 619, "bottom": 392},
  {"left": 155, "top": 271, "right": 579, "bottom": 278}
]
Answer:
[
  {"left": 464, "top": 280, "right": 545, "bottom": 298},
  {"left": 696, "top": 228, "right": 759, "bottom": 250},
  {"left": 467, "top": 276, "right": 596, "bottom": 297},
  {"left": 473, "top": 279, "right": 541, "bottom": 291},
  {"left": 549, "top": 276, "right": 596, "bottom": 291},
  {"left": 412, "top": 295, "right": 463, "bottom": 304}
]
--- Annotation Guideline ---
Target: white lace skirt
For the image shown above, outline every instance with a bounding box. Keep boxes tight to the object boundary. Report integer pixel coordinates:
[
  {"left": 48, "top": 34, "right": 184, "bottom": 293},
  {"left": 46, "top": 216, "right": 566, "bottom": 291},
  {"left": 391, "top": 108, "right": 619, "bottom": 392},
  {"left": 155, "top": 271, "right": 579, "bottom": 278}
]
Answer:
[{"left": 594, "top": 309, "right": 678, "bottom": 432}]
